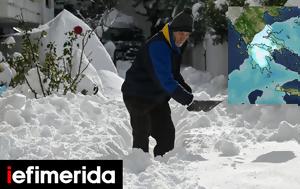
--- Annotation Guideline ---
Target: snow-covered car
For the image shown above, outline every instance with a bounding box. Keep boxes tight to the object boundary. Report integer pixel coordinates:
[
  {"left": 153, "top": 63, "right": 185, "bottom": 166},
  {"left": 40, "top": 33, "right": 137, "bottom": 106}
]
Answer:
[{"left": 101, "top": 26, "right": 145, "bottom": 63}]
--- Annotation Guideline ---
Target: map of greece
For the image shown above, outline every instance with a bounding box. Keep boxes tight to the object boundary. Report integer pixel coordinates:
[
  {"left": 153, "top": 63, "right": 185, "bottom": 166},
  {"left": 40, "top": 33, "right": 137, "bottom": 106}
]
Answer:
[{"left": 228, "top": 6, "right": 300, "bottom": 105}]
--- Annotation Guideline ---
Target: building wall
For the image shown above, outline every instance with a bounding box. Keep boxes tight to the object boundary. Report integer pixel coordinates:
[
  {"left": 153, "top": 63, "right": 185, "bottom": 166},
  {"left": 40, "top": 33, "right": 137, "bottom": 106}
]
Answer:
[
  {"left": 190, "top": 42, "right": 206, "bottom": 71},
  {"left": 190, "top": 37, "right": 228, "bottom": 77},
  {"left": 58, "top": 0, "right": 92, "bottom": 11},
  {"left": 0, "top": 0, "right": 54, "bottom": 27},
  {"left": 54, "top": 0, "right": 93, "bottom": 16},
  {"left": 41, "top": 0, "right": 55, "bottom": 23},
  {"left": 206, "top": 40, "right": 228, "bottom": 77}
]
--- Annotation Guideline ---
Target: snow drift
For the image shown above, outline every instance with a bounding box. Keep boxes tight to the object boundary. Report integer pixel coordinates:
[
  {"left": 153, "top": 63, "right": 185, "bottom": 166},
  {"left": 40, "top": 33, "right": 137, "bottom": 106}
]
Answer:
[
  {"left": 31, "top": 9, "right": 117, "bottom": 74},
  {"left": 1, "top": 10, "right": 120, "bottom": 97},
  {"left": 1, "top": 63, "right": 300, "bottom": 188}
]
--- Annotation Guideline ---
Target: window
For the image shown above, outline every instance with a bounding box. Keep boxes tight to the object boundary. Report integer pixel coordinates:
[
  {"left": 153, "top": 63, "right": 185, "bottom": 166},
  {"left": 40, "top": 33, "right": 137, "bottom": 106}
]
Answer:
[{"left": 46, "top": 0, "right": 50, "bottom": 8}]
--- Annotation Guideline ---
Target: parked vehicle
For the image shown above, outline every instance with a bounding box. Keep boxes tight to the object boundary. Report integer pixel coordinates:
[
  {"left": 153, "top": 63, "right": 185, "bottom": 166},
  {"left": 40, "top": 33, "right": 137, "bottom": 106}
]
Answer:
[{"left": 102, "top": 26, "right": 145, "bottom": 63}]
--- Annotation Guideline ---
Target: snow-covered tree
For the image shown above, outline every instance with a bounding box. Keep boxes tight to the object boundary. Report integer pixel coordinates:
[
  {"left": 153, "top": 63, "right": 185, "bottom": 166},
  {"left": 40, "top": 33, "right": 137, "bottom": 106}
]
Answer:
[
  {"left": 133, "top": 0, "right": 288, "bottom": 45},
  {"left": 201, "top": 0, "right": 249, "bottom": 44},
  {"left": 132, "top": 0, "right": 244, "bottom": 44}
]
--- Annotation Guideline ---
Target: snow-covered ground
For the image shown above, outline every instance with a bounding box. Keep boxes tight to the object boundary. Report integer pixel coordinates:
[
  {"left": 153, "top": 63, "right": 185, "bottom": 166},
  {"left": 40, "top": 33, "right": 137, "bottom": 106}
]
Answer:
[
  {"left": 1, "top": 3, "right": 300, "bottom": 188},
  {"left": 0, "top": 62, "right": 299, "bottom": 188}
]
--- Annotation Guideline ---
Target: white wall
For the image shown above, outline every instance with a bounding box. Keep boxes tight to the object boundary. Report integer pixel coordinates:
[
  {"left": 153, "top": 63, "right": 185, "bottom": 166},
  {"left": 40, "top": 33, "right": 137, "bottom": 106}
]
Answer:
[
  {"left": 41, "top": 0, "right": 54, "bottom": 23},
  {"left": 0, "top": 0, "right": 54, "bottom": 25},
  {"left": 190, "top": 35, "right": 228, "bottom": 77},
  {"left": 190, "top": 42, "right": 206, "bottom": 71},
  {"left": 206, "top": 38, "right": 228, "bottom": 77}
]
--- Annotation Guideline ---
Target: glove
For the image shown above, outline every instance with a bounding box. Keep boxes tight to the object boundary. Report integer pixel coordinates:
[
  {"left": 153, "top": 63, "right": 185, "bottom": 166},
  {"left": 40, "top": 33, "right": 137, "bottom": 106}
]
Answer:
[{"left": 186, "top": 100, "right": 203, "bottom": 112}]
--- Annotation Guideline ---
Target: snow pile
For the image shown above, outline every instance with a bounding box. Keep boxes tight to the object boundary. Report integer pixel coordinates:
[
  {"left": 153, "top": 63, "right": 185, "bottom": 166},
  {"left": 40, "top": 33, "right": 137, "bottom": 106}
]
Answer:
[
  {"left": 98, "top": 70, "right": 124, "bottom": 99},
  {"left": 1, "top": 93, "right": 26, "bottom": 109},
  {"left": 123, "top": 149, "right": 152, "bottom": 174},
  {"left": 0, "top": 62, "right": 13, "bottom": 86},
  {"left": 0, "top": 51, "right": 14, "bottom": 86},
  {"left": 269, "top": 121, "right": 300, "bottom": 143},
  {"left": 31, "top": 10, "right": 117, "bottom": 74},
  {"left": 0, "top": 94, "right": 26, "bottom": 127},
  {"left": 0, "top": 92, "right": 131, "bottom": 159},
  {"left": 4, "top": 10, "right": 121, "bottom": 96},
  {"left": 1, "top": 36, "right": 16, "bottom": 46},
  {"left": 71, "top": 49, "right": 104, "bottom": 95},
  {"left": 215, "top": 139, "right": 240, "bottom": 156},
  {"left": 181, "top": 66, "right": 227, "bottom": 98},
  {"left": 104, "top": 41, "right": 116, "bottom": 60},
  {"left": 227, "top": 105, "right": 300, "bottom": 130},
  {"left": 0, "top": 63, "right": 300, "bottom": 188},
  {"left": 116, "top": 60, "right": 132, "bottom": 79}
]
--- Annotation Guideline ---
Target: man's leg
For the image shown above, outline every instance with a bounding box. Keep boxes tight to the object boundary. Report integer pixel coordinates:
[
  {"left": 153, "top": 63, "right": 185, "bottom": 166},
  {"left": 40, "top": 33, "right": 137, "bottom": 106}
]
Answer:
[
  {"left": 150, "top": 101, "right": 175, "bottom": 157},
  {"left": 123, "top": 95, "right": 151, "bottom": 153},
  {"left": 130, "top": 112, "right": 151, "bottom": 152}
]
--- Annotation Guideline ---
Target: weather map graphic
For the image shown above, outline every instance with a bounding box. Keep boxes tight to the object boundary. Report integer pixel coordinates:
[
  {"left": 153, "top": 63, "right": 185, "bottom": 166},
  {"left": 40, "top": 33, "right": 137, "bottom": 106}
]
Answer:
[{"left": 228, "top": 6, "right": 300, "bottom": 105}]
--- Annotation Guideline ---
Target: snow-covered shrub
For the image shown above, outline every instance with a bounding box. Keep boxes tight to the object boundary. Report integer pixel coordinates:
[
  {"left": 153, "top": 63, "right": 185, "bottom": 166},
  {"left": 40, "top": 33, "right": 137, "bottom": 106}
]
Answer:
[
  {"left": 3, "top": 15, "right": 98, "bottom": 98},
  {"left": 0, "top": 42, "right": 14, "bottom": 87}
]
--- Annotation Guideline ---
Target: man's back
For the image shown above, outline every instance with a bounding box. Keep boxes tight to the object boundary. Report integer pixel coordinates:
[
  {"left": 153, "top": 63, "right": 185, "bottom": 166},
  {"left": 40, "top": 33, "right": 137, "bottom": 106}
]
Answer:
[{"left": 122, "top": 30, "right": 181, "bottom": 103}]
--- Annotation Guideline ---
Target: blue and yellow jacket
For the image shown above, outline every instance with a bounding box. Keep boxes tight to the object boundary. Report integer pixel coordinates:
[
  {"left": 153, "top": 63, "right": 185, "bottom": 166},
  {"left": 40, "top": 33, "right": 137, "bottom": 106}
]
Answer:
[{"left": 121, "top": 24, "right": 193, "bottom": 105}]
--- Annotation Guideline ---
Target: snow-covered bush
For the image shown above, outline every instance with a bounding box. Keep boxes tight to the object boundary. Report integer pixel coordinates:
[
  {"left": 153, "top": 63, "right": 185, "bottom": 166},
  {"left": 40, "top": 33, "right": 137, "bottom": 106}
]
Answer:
[
  {"left": 0, "top": 50, "right": 14, "bottom": 89},
  {"left": 3, "top": 15, "right": 98, "bottom": 98}
]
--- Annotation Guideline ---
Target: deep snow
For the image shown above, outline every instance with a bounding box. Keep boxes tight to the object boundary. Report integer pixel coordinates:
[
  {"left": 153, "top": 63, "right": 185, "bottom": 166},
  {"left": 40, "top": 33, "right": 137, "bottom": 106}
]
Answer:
[
  {"left": 1, "top": 2, "right": 300, "bottom": 188},
  {"left": 0, "top": 64, "right": 299, "bottom": 188},
  {"left": 31, "top": 10, "right": 117, "bottom": 74}
]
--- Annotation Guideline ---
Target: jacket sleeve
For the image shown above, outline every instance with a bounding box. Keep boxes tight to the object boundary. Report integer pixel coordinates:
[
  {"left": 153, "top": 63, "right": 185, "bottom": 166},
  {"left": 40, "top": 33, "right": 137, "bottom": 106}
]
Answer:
[
  {"left": 147, "top": 41, "right": 193, "bottom": 105},
  {"left": 172, "top": 51, "right": 192, "bottom": 93},
  {"left": 174, "top": 72, "right": 192, "bottom": 93}
]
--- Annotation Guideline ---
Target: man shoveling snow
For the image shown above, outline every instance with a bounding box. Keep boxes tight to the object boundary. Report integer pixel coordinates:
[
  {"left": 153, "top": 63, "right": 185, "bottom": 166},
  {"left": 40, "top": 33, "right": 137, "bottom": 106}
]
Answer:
[{"left": 121, "top": 8, "right": 211, "bottom": 157}]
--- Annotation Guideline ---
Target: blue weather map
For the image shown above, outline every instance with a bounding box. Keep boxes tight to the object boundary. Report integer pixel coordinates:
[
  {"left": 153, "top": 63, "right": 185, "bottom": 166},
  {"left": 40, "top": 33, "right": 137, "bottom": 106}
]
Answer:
[{"left": 228, "top": 7, "right": 300, "bottom": 105}]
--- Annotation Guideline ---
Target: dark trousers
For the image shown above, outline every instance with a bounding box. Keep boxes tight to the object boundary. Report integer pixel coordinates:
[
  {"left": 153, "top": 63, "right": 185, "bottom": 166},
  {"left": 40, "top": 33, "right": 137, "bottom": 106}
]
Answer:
[{"left": 123, "top": 95, "right": 175, "bottom": 157}]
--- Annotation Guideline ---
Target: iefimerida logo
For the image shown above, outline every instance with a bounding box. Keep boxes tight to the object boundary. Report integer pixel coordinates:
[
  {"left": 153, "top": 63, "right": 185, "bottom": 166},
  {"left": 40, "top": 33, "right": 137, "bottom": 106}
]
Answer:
[{"left": 6, "top": 166, "right": 115, "bottom": 184}]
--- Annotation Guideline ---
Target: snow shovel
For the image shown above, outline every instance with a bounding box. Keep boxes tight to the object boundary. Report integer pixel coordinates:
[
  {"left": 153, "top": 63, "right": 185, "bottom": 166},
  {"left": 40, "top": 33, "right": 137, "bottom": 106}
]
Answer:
[{"left": 187, "top": 100, "right": 223, "bottom": 112}]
